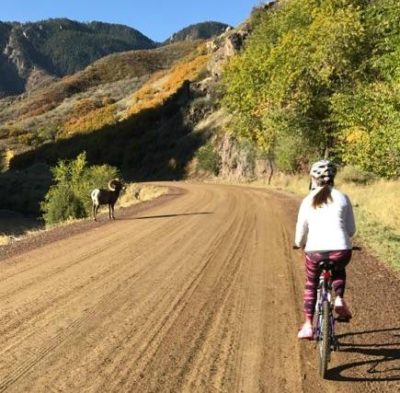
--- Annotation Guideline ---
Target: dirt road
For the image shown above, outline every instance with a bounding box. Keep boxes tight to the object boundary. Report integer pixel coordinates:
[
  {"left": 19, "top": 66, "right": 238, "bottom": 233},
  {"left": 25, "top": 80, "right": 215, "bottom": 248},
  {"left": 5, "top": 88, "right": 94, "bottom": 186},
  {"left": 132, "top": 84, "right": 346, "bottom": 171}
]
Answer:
[{"left": 0, "top": 183, "right": 398, "bottom": 392}]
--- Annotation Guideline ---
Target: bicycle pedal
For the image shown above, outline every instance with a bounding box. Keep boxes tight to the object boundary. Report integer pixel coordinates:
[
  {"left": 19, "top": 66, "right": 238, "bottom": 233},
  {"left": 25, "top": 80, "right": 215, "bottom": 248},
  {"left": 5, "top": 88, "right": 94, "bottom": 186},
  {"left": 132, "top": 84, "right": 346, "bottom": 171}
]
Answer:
[{"left": 336, "top": 316, "right": 351, "bottom": 323}]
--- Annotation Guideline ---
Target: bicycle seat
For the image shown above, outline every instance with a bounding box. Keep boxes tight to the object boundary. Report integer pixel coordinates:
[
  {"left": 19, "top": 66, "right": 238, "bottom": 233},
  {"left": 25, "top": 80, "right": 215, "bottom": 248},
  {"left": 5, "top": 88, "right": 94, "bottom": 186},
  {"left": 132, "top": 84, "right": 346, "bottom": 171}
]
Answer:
[{"left": 319, "top": 260, "right": 335, "bottom": 271}]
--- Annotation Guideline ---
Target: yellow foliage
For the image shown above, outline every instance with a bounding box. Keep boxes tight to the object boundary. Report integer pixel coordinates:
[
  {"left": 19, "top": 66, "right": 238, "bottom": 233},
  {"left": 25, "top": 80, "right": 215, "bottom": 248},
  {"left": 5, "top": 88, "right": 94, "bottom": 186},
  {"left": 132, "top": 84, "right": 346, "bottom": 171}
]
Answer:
[
  {"left": 343, "top": 126, "right": 368, "bottom": 144},
  {"left": 2, "top": 149, "right": 15, "bottom": 170},
  {"left": 255, "top": 127, "right": 275, "bottom": 153},
  {"left": 61, "top": 104, "right": 116, "bottom": 136},
  {"left": 20, "top": 102, "right": 58, "bottom": 120},
  {"left": 64, "top": 98, "right": 101, "bottom": 128},
  {"left": 74, "top": 98, "right": 99, "bottom": 115},
  {"left": 17, "top": 133, "right": 35, "bottom": 145},
  {"left": 124, "top": 52, "right": 209, "bottom": 118}
]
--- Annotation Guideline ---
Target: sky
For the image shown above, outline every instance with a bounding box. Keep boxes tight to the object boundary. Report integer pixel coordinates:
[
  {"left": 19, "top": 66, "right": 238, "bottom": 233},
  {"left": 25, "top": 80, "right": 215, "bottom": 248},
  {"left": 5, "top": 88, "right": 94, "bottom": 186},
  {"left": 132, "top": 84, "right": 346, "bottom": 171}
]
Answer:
[{"left": 1, "top": 0, "right": 268, "bottom": 42}]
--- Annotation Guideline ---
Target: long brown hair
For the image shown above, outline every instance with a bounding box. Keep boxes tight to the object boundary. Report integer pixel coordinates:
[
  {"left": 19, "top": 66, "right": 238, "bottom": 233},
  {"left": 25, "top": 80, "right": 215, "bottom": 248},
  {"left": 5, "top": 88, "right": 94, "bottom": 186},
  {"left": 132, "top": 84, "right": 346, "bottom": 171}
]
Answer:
[{"left": 312, "top": 185, "right": 333, "bottom": 208}]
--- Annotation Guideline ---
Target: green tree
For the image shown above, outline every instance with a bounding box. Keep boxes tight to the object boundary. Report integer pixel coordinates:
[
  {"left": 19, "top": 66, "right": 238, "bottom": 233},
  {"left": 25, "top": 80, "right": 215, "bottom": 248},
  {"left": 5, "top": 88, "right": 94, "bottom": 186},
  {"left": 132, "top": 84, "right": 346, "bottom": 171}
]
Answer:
[
  {"left": 223, "top": 0, "right": 365, "bottom": 172},
  {"left": 331, "top": 0, "right": 400, "bottom": 177}
]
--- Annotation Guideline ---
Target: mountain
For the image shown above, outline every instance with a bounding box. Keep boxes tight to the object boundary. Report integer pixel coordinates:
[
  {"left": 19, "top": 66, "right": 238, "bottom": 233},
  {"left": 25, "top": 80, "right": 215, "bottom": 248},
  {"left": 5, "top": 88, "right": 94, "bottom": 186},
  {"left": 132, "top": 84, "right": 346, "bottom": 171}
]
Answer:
[
  {"left": 166, "top": 22, "right": 230, "bottom": 44},
  {"left": 0, "top": 40, "right": 201, "bottom": 137},
  {"left": 0, "top": 19, "right": 231, "bottom": 98},
  {"left": 0, "top": 18, "right": 156, "bottom": 96},
  {"left": 0, "top": 15, "right": 247, "bottom": 217}
]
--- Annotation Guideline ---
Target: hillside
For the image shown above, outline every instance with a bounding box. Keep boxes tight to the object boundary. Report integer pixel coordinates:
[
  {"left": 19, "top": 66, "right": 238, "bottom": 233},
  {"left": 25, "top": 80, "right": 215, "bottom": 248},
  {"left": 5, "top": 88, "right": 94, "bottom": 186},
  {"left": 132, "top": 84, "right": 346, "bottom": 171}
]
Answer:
[
  {"left": 0, "top": 21, "right": 231, "bottom": 214},
  {"left": 166, "top": 21, "right": 230, "bottom": 43},
  {"left": 0, "top": 18, "right": 156, "bottom": 96},
  {"left": 0, "top": 19, "right": 234, "bottom": 98},
  {"left": 0, "top": 8, "right": 251, "bottom": 219},
  {"left": 0, "top": 40, "right": 200, "bottom": 144}
]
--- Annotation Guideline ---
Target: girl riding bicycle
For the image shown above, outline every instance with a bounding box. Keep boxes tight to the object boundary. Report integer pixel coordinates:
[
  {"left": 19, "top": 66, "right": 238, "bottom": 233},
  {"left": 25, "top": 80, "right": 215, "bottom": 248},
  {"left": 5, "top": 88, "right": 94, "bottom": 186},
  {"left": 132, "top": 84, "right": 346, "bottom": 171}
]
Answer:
[{"left": 295, "top": 160, "right": 356, "bottom": 339}]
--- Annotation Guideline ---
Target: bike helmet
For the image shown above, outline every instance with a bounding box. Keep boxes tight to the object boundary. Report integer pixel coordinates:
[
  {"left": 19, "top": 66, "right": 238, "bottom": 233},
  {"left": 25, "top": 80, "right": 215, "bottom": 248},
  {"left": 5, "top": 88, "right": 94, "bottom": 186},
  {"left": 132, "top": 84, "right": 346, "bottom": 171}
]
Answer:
[{"left": 309, "top": 159, "right": 336, "bottom": 189}]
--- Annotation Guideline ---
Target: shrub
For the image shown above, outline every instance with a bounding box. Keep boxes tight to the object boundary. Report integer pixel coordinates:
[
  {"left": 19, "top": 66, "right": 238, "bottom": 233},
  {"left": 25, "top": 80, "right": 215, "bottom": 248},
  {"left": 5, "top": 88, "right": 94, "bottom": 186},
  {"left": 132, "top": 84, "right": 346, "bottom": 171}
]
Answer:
[
  {"left": 42, "top": 186, "right": 86, "bottom": 224},
  {"left": 196, "top": 142, "right": 219, "bottom": 174},
  {"left": 41, "top": 152, "right": 119, "bottom": 225},
  {"left": 336, "top": 165, "right": 376, "bottom": 185}
]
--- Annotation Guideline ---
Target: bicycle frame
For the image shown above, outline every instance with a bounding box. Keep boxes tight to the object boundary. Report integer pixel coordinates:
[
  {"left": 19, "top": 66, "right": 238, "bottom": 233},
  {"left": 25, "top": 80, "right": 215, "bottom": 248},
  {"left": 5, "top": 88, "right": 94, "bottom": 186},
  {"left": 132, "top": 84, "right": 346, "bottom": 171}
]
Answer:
[
  {"left": 314, "top": 260, "right": 338, "bottom": 377},
  {"left": 315, "top": 263, "right": 336, "bottom": 341}
]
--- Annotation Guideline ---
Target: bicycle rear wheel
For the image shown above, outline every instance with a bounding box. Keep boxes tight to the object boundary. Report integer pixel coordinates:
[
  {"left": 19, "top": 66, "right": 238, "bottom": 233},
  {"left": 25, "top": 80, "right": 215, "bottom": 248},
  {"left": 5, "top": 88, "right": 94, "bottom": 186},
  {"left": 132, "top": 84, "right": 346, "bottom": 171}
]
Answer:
[{"left": 319, "top": 300, "right": 330, "bottom": 378}]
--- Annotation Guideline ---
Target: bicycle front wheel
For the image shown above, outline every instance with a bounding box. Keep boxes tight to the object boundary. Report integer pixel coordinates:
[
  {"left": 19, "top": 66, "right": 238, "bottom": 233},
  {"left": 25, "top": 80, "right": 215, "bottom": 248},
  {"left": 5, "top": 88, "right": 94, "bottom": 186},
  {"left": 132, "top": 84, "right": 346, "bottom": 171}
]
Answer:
[{"left": 319, "top": 300, "right": 330, "bottom": 378}]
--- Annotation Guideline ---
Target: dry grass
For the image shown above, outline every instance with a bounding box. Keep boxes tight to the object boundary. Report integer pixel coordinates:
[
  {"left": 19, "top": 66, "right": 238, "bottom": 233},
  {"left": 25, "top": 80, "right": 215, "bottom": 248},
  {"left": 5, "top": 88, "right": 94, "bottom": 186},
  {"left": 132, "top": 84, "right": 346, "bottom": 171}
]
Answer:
[
  {"left": 118, "top": 184, "right": 168, "bottom": 208},
  {"left": 268, "top": 173, "right": 399, "bottom": 233},
  {"left": 268, "top": 173, "right": 309, "bottom": 195},
  {"left": 0, "top": 235, "right": 12, "bottom": 246},
  {"left": 340, "top": 180, "right": 399, "bottom": 231},
  {"left": 61, "top": 104, "right": 117, "bottom": 136},
  {"left": 213, "top": 171, "right": 400, "bottom": 270},
  {"left": 48, "top": 184, "right": 168, "bottom": 218},
  {"left": 266, "top": 172, "right": 400, "bottom": 270},
  {"left": 0, "top": 184, "right": 168, "bottom": 244},
  {"left": 339, "top": 180, "right": 400, "bottom": 270}
]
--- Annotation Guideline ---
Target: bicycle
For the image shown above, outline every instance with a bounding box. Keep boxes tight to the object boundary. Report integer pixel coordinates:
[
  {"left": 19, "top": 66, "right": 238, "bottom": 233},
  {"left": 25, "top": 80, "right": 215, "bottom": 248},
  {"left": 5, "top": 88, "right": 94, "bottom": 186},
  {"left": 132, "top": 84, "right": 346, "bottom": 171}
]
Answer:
[
  {"left": 294, "top": 246, "right": 360, "bottom": 379},
  {"left": 314, "top": 258, "right": 338, "bottom": 378}
]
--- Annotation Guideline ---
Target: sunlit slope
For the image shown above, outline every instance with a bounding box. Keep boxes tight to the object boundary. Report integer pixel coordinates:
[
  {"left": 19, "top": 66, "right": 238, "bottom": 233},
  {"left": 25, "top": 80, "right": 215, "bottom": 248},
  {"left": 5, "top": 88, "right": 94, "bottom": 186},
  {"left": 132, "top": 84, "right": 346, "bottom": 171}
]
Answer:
[{"left": 0, "top": 41, "right": 203, "bottom": 156}]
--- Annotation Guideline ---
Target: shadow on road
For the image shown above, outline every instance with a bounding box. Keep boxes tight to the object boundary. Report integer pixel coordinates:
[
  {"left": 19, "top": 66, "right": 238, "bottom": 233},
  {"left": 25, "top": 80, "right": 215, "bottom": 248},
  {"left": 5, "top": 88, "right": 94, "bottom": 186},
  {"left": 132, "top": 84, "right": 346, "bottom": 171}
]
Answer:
[
  {"left": 0, "top": 210, "right": 44, "bottom": 237},
  {"left": 327, "top": 327, "right": 400, "bottom": 382},
  {"left": 128, "top": 212, "right": 213, "bottom": 220}
]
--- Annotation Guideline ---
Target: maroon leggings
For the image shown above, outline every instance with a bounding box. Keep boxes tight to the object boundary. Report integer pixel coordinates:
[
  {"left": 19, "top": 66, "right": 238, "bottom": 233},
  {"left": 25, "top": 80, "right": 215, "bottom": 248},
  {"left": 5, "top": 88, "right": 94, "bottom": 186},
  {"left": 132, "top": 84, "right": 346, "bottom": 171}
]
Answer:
[{"left": 303, "top": 250, "right": 352, "bottom": 319}]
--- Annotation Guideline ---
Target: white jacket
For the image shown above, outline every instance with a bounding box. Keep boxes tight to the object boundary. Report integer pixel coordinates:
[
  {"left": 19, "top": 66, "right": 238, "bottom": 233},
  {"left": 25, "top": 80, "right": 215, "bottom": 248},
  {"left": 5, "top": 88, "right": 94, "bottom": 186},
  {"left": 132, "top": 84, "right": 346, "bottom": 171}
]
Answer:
[{"left": 295, "top": 187, "right": 356, "bottom": 252}]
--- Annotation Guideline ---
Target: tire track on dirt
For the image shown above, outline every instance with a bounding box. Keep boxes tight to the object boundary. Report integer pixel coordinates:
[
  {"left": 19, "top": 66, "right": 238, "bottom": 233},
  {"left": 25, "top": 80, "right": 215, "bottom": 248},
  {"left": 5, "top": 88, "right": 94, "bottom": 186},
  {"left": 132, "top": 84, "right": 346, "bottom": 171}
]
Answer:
[
  {"left": 181, "top": 190, "right": 258, "bottom": 393},
  {"left": 231, "top": 188, "right": 303, "bottom": 393},
  {"left": 0, "top": 183, "right": 398, "bottom": 392},
  {"left": 0, "top": 188, "right": 215, "bottom": 391},
  {"left": 0, "top": 212, "right": 197, "bottom": 340},
  {"left": 99, "top": 188, "right": 247, "bottom": 392}
]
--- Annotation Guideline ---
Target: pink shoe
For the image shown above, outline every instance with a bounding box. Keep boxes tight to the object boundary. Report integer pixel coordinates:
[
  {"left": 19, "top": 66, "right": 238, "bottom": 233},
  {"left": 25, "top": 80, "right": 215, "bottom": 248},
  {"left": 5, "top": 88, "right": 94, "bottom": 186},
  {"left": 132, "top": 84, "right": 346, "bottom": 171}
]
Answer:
[
  {"left": 297, "top": 324, "right": 313, "bottom": 339},
  {"left": 334, "top": 297, "right": 352, "bottom": 319}
]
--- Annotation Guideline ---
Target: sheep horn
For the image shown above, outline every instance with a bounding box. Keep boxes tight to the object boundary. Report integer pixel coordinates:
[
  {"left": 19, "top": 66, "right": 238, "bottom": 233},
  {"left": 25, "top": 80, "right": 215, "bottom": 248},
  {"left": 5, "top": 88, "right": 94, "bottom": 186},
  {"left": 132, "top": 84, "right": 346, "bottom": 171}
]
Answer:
[{"left": 108, "top": 179, "right": 117, "bottom": 191}]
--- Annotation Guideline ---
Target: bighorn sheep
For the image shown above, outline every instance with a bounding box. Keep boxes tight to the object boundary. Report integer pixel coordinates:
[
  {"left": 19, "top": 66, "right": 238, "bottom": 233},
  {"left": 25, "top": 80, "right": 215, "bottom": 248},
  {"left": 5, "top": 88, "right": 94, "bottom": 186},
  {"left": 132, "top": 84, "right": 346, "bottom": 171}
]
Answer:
[{"left": 91, "top": 179, "right": 124, "bottom": 221}]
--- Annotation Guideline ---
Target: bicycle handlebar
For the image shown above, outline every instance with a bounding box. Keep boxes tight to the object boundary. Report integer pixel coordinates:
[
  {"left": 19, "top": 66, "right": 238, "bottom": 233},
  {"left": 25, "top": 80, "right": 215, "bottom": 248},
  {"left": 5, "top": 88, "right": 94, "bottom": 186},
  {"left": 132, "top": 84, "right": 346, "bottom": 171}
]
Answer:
[{"left": 292, "top": 245, "right": 362, "bottom": 251}]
